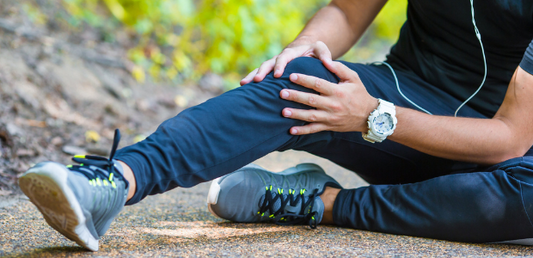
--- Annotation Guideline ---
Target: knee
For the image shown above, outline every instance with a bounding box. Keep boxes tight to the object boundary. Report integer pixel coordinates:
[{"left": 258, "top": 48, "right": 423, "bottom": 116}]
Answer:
[
  {"left": 283, "top": 57, "right": 337, "bottom": 82},
  {"left": 284, "top": 57, "right": 322, "bottom": 75}
]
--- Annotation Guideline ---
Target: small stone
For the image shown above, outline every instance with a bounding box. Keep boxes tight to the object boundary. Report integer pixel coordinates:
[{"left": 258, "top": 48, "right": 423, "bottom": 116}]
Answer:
[
  {"left": 6, "top": 123, "right": 21, "bottom": 136},
  {"left": 174, "top": 95, "right": 189, "bottom": 108},
  {"left": 87, "top": 147, "right": 109, "bottom": 156},
  {"left": 198, "top": 73, "right": 225, "bottom": 94},
  {"left": 50, "top": 136, "right": 63, "bottom": 146},
  {"left": 62, "top": 145, "right": 87, "bottom": 155},
  {"left": 158, "top": 97, "right": 177, "bottom": 109},
  {"left": 16, "top": 149, "right": 35, "bottom": 157},
  {"left": 0, "top": 190, "right": 12, "bottom": 196}
]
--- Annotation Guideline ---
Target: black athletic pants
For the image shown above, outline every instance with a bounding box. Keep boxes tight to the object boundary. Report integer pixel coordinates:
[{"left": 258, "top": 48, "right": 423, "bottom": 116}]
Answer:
[{"left": 115, "top": 57, "right": 533, "bottom": 244}]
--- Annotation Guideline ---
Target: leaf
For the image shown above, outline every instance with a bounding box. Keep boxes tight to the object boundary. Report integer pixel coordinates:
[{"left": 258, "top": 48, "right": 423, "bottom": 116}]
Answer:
[
  {"left": 102, "top": 0, "right": 127, "bottom": 21},
  {"left": 131, "top": 65, "right": 146, "bottom": 83},
  {"left": 85, "top": 130, "right": 101, "bottom": 143}
]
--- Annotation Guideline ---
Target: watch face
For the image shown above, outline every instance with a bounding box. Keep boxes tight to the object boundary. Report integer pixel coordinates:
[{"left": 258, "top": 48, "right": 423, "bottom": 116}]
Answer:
[{"left": 373, "top": 113, "right": 394, "bottom": 134}]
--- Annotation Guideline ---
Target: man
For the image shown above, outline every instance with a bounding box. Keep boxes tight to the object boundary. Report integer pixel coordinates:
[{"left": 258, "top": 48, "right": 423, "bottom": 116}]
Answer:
[{"left": 19, "top": 0, "right": 533, "bottom": 251}]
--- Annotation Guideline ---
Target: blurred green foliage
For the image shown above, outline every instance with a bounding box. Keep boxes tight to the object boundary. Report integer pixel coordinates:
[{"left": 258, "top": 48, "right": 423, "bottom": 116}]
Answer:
[{"left": 61, "top": 0, "right": 407, "bottom": 84}]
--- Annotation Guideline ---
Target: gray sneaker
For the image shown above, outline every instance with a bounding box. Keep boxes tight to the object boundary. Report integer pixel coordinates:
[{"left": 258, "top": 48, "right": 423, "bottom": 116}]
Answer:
[
  {"left": 207, "top": 163, "right": 342, "bottom": 228},
  {"left": 18, "top": 129, "right": 128, "bottom": 251}
]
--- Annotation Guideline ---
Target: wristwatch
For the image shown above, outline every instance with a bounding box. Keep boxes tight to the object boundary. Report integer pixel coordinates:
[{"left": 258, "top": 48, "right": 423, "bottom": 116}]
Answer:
[{"left": 362, "top": 99, "right": 397, "bottom": 143}]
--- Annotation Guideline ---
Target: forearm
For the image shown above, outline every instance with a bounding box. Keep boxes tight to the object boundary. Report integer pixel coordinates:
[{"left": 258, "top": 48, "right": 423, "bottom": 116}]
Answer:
[
  {"left": 292, "top": 0, "right": 387, "bottom": 59},
  {"left": 390, "top": 107, "right": 525, "bottom": 165},
  {"left": 388, "top": 68, "right": 533, "bottom": 165}
]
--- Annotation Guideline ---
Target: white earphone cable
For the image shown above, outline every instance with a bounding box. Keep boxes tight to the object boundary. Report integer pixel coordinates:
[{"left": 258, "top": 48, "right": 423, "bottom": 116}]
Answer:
[
  {"left": 454, "top": 0, "right": 487, "bottom": 117},
  {"left": 378, "top": 0, "right": 487, "bottom": 117},
  {"left": 373, "top": 61, "right": 433, "bottom": 115}
]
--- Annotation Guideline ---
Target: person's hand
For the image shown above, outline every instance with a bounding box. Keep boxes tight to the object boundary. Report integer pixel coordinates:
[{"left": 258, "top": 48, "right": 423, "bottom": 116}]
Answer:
[
  {"left": 240, "top": 41, "right": 333, "bottom": 86},
  {"left": 280, "top": 61, "right": 378, "bottom": 135}
]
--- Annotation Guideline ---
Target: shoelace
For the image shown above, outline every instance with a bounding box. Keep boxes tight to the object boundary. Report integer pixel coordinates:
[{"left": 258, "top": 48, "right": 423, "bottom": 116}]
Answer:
[
  {"left": 258, "top": 186, "right": 320, "bottom": 229},
  {"left": 67, "top": 129, "right": 128, "bottom": 189}
]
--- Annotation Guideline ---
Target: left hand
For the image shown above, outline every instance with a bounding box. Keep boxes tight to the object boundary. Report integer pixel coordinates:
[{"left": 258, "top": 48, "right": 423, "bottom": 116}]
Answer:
[{"left": 280, "top": 61, "right": 378, "bottom": 135}]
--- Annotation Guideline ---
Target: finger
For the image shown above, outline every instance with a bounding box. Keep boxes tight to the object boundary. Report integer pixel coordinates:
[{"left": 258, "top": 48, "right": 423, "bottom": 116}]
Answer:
[
  {"left": 289, "top": 73, "right": 334, "bottom": 95},
  {"left": 273, "top": 49, "right": 298, "bottom": 78},
  {"left": 313, "top": 41, "right": 333, "bottom": 66},
  {"left": 254, "top": 58, "right": 276, "bottom": 82},
  {"left": 240, "top": 68, "right": 259, "bottom": 85},
  {"left": 289, "top": 123, "right": 329, "bottom": 135},
  {"left": 282, "top": 108, "right": 329, "bottom": 123},
  {"left": 280, "top": 89, "right": 327, "bottom": 108},
  {"left": 324, "top": 61, "right": 360, "bottom": 82}
]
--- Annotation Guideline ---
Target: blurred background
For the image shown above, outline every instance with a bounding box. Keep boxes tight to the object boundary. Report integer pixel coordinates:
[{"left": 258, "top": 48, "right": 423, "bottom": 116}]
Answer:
[
  {"left": 18, "top": 0, "right": 407, "bottom": 87},
  {"left": 0, "top": 0, "right": 406, "bottom": 194}
]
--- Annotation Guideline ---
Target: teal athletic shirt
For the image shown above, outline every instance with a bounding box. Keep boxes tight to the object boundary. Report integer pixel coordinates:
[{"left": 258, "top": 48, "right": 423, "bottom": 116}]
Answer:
[{"left": 385, "top": 0, "right": 533, "bottom": 117}]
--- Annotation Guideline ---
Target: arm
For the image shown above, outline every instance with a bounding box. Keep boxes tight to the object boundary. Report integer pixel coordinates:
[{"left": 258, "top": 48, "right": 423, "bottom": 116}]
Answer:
[
  {"left": 390, "top": 67, "right": 533, "bottom": 164},
  {"left": 281, "top": 63, "right": 533, "bottom": 165},
  {"left": 241, "top": 0, "right": 387, "bottom": 85},
  {"left": 294, "top": 0, "right": 388, "bottom": 59}
]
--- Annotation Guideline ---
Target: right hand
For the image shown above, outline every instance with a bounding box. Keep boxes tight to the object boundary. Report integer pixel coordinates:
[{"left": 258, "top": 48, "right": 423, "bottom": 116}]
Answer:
[{"left": 240, "top": 40, "right": 333, "bottom": 86}]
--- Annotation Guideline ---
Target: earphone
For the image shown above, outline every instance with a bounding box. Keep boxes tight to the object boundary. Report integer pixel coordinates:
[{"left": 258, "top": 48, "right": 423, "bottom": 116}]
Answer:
[{"left": 377, "top": 0, "right": 487, "bottom": 117}]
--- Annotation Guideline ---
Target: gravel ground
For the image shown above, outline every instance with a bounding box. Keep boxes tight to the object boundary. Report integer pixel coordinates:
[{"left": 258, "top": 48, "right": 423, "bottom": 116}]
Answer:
[{"left": 2, "top": 150, "right": 533, "bottom": 257}]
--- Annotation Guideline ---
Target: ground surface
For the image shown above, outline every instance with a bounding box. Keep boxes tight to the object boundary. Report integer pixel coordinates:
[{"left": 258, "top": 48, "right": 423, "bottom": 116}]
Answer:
[{"left": 2, "top": 151, "right": 533, "bottom": 257}]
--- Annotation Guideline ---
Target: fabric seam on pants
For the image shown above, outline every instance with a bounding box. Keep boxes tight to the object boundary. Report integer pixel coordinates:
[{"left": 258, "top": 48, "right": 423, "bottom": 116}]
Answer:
[{"left": 519, "top": 182, "right": 533, "bottom": 231}]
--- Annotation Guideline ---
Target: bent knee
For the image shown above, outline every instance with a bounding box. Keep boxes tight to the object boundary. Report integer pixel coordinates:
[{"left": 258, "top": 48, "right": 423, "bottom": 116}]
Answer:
[{"left": 283, "top": 57, "right": 338, "bottom": 83}]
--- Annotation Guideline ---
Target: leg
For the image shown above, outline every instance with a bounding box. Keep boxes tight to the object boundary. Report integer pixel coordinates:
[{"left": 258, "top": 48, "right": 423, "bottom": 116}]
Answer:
[
  {"left": 332, "top": 156, "right": 533, "bottom": 243},
  {"left": 116, "top": 57, "right": 487, "bottom": 205},
  {"left": 115, "top": 57, "right": 344, "bottom": 204}
]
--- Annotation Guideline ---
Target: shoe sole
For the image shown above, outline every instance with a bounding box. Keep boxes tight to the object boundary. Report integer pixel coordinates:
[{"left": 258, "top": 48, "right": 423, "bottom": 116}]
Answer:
[
  {"left": 19, "top": 162, "right": 99, "bottom": 251},
  {"left": 206, "top": 163, "right": 325, "bottom": 218}
]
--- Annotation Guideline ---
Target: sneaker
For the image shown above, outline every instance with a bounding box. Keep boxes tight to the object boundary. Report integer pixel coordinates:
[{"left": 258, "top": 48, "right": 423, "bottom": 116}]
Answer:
[
  {"left": 207, "top": 163, "right": 342, "bottom": 228},
  {"left": 18, "top": 129, "right": 129, "bottom": 251}
]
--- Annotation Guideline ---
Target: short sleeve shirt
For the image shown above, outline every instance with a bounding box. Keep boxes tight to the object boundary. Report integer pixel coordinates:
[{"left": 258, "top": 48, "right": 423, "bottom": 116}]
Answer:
[{"left": 386, "top": 0, "right": 533, "bottom": 117}]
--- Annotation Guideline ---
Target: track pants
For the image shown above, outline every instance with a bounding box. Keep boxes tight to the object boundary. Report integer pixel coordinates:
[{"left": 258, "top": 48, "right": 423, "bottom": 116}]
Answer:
[{"left": 115, "top": 57, "right": 533, "bottom": 244}]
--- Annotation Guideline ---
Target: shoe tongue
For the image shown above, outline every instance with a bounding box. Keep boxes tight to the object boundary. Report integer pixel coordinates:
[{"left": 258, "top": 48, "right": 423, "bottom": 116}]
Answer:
[{"left": 283, "top": 199, "right": 303, "bottom": 214}]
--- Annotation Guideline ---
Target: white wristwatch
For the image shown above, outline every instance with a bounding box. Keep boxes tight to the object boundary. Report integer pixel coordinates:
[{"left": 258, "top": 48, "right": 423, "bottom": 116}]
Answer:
[{"left": 362, "top": 99, "right": 397, "bottom": 143}]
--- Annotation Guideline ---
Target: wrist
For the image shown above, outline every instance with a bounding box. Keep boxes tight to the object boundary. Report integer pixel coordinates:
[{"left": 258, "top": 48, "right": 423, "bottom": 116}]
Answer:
[
  {"left": 358, "top": 97, "right": 379, "bottom": 132},
  {"left": 288, "top": 35, "right": 319, "bottom": 48}
]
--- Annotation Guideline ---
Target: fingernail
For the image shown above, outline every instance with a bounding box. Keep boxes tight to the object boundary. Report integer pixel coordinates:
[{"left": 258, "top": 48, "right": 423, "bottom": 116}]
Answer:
[
  {"left": 283, "top": 109, "right": 292, "bottom": 117},
  {"left": 290, "top": 128, "right": 298, "bottom": 134},
  {"left": 290, "top": 74, "right": 298, "bottom": 81},
  {"left": 275, "top": 69, "right": 281, "bottom": 76},
  {"left": 281, "top": 90, "right": 289, "bottom": 99}
]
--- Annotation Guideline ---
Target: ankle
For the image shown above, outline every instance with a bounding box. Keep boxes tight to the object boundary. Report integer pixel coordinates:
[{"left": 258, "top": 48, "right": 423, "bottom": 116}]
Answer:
[
  {"left": 116, "top": 161, "right": 137, "bottom": 202},
  {"left": 320, "top": 186, "right": 341, "bottom": 225}
]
